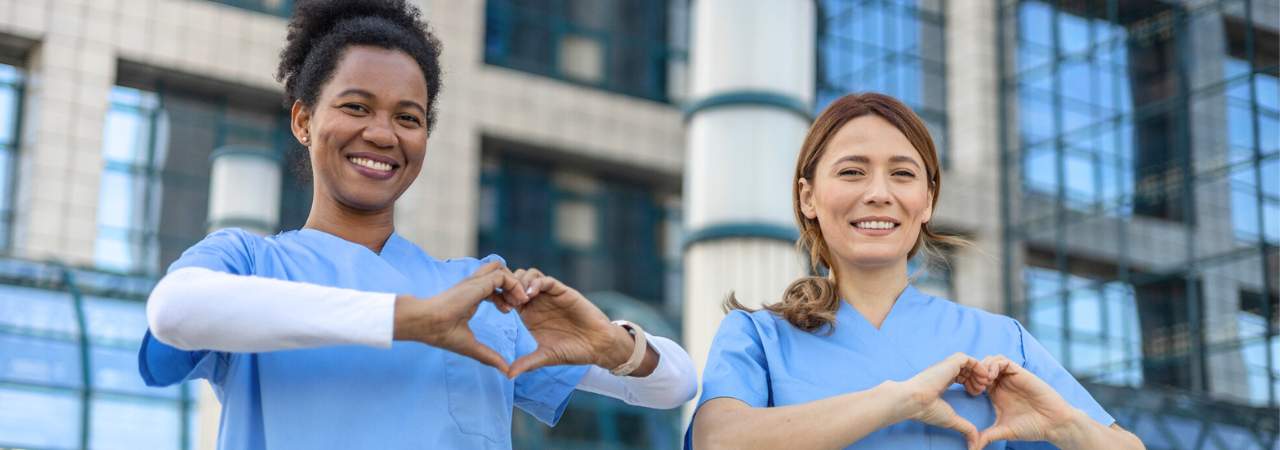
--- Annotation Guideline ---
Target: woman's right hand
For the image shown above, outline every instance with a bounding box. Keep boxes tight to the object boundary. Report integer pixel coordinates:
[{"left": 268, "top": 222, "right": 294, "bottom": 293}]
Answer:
[
  {"left": 899, "top": 352, "right": 994, "bottom": 448},
  {"left": 392, "top": 261, "right": 529, "bottom": 372}
]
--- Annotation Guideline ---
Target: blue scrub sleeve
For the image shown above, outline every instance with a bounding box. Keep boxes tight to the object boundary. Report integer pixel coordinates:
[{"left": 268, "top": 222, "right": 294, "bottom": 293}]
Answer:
[
  {"left": 512, "top": 314, "right": 590, "bottom": 426},
  {"left": 1005, "top": 320, "right": 1116, "bottom": 450},
  {"left": 698, "top": 310, "right": 772, "bottom": 409},
  {"left": 684, "top": 310, "right": 771, "bottom": 450},
  {"left": 138, "top": 228, "right": 256, "bottom": 387}
]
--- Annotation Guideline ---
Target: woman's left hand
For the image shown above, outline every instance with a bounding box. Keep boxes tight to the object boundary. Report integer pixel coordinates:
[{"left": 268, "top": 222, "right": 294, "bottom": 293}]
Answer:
[
  {"left": 973, "top": 355, "right": 1078, "bottom": 448},
  {"left": 504, "top": 268, "right": 630, "bottom": 379}
]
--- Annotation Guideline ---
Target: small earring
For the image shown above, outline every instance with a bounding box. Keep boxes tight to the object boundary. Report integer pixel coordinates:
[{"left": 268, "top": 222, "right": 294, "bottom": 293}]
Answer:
[{"left": 302, "top": 136, "right": 309, "bottom": 144}]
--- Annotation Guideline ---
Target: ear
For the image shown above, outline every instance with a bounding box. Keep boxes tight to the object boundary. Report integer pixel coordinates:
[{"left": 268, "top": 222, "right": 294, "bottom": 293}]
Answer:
[
  {"left": 921, "top": 185, "right": 935, "bottom": 224},
  {"left": 798, "top": 178, "right": 818, "bottom": 220},
  {"left": 290, "top": 100, "right": 311, "bottom": 146}
]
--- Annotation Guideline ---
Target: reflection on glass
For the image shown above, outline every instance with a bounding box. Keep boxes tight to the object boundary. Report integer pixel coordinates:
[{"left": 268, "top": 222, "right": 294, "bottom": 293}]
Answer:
[
  {"left": 96, "top": 86, "right": 164, "bottom": 274},
  {"left": 817, "top": 0, "right": 948, "bottom": 162}
]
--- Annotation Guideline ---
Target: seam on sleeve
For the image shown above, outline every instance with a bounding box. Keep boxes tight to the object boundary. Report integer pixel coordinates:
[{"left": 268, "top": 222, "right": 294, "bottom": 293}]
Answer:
[{"left": 1015, "top": 319, "right": 1029, "bottom": 366}]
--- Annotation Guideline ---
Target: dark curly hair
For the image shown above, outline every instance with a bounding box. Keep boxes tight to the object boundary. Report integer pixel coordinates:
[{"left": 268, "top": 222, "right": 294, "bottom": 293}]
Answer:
[
  {"left": 275, "top": 0, "right": 444, "bottom": 185},
  {"left": 276, "top": 0, "right": 443, "bottom": 128}
]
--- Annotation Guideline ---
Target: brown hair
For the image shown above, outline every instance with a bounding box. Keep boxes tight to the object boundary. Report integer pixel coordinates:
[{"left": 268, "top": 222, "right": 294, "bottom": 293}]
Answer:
[{"left": 725, "top": 93, "right": 969, "bottom": 333}]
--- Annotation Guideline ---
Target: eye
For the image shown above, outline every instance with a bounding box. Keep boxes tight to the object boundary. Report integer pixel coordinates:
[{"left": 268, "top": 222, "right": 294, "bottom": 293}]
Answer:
[
  {"left": 838, "top": 168, "right": 864, "bottom": 177},
  {"left": 397, "top": 114, "right": 422, "bottom": 125},
  {"left": 893, "top": 170, "right": 917, "bottom": 178},
  {"left": 342, "top": 103, "right": 368, "bottom": 114}
]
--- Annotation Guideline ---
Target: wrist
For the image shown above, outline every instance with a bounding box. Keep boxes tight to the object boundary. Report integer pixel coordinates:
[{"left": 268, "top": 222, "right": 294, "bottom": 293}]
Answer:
[
  {"left": 599, "top": 323, "right": 635, "bottom": 369},
  {"left": 391, "top": 294, "right": 427, "bottom": 341},
  {"left": 1047, "top": 408, "right": 1092, "bottom": 449},
  {"left": 878, "top": 380, "right": 920, "bottom": 424}
]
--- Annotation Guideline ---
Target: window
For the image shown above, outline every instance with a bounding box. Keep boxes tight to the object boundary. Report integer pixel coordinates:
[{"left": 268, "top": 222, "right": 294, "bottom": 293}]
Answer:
[
  {"left": 96, "top": 87, "right": 164, "bottom": 274},
  {"left": 1239, "top": 291, "right": 1279, "bottom": 407},
  {"left": 484, "top": 0, "right": 677, "bottom": 102},
  {"left": 478, "top": 142, "right": 681, "bottom": 449},
  {"left": 96, "top": 70, "right": 297, "bottom": 275},
  {"left": 477, "top": 149, "right": 669, "bottom": 304},
  {"left": 0, "top": 63, "right": 20, "bottom": 253},
  {"left": 1006, "top": 0, "right": 1280, "bottom": 444},
  {"left": 816, "top": 0, "right": 948, "bottom": 164},
  {"left": 0, "top": 259, "right": 200, "bottom": 450},
  {"left": 1023, "top": 264, "right": 1143, "bottom": 387}
]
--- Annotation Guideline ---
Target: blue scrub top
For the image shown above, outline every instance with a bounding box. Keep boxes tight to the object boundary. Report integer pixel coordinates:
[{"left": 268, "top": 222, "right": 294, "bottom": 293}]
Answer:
[
  {"left": 138, "top": 228, "right": 589, "bottom": 450},
  {"left": 685, "top": 285, "right": 1113, "bottom": 450}
]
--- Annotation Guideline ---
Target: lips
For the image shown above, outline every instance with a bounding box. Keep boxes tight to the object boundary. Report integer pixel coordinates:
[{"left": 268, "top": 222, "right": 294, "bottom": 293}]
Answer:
[
  {"left": 345, "top": 152, "right": 401, "bottom": 180},
  {"left": 851, "top": 216, "right": 900, "bottom": 235}
]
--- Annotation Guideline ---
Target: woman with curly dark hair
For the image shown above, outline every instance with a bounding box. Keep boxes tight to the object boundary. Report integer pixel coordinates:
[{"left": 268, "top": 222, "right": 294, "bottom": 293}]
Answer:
[{"left": 137, "top": 1, "right": 695, "bottom": 448}]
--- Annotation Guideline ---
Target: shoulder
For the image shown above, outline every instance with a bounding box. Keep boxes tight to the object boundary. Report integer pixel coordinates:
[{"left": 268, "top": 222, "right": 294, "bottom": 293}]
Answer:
[
  {"left": 718, "top": 308, "right": 791, "bottom": 343},
  {"left": 167, "top": 228, "right": 265, "bottom": 275}
]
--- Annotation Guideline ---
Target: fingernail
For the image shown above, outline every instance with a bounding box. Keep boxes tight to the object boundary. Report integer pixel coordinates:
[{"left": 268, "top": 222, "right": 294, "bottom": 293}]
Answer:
[{"left": 526, "top": 286, "right": 534, "bottom": 296}]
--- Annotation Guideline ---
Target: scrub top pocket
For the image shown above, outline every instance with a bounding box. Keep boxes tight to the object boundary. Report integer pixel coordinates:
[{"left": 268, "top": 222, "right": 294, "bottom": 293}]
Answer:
[{"left": 444, "top": 323, "right": 517, "bottom": 443}]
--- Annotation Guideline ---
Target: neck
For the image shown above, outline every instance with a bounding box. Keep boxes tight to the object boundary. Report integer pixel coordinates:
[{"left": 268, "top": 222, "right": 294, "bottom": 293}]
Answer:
[
  {"left": 302, "top": 194, "right": 396, "bottom": 254},
  {"left": 833, "top": 258, "right": 910, "bottom": 329}
]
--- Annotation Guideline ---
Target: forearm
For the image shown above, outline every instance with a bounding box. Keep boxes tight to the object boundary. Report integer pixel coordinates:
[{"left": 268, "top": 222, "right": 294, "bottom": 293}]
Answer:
[
  {"left": 694, "top": 381, "right": 915, "bottom": 450},
  {"left": 575, "top": 335, "right": 698, "bottom": 409},
  {"left": 147, "top": 267, "right": 395, "bottom": 352},
  {"left": 1053, "top": 410, "right": 1145, "bottom": 450}
]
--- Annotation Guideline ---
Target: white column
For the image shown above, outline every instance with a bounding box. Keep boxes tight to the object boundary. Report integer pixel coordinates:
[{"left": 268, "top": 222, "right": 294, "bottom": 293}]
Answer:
[
  {"left": 681, "top": 0, "right": 814, "bottom": 417},
  {"left": 207, "top": 146, "right": 282, "bottom": 236}
]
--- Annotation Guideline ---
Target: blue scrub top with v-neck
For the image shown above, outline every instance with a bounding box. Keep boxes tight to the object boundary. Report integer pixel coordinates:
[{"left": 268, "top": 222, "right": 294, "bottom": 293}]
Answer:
[
  {"left": 685, "top": 285, "right": 1113, "bottom": 450},
  {"left": 137, "top": 228, "right": 589, "bottom": 450}
]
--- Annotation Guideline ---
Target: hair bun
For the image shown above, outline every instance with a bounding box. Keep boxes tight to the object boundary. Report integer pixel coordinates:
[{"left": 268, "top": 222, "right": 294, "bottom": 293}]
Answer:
[{"left": 275, "top": 0, "right": 425, "bottom": 85}]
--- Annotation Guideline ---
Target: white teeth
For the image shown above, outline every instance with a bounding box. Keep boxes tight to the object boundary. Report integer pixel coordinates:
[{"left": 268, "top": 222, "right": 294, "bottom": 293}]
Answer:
[
  {"left": 349, "top": 157, "right": 393, "bottom": 171},
  {"left": 854, "top": 221, "right": 897, "bottom": 230}
]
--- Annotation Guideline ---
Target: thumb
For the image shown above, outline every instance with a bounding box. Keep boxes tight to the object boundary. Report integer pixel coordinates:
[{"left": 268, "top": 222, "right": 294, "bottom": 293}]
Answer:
[
  {"left": 929, "top": 401, "right": 979, "bottom": 449},
  {"left": 974, "top": 423, "right": 1016, "bottom": 449},
  {"left": 507, "top": 348, "right": 557, "bottom": 380},
  {"left": 455, "top": 339, "right": 510, "bottom": 374}
]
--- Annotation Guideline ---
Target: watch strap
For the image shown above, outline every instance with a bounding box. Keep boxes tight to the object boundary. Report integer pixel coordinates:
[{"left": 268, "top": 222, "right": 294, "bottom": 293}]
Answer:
[{"left": 609, "top": 320, "right": 647, "bottom": 377}]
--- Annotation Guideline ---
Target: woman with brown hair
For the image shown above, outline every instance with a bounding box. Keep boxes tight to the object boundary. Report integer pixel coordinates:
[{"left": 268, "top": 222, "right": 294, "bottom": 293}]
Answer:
[{"left": 686, "top": 93, "right": 1143, "bottom": 450}]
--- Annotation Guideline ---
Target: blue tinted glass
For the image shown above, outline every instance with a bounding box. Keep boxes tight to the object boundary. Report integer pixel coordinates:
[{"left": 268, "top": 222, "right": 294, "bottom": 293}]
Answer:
[
  {"left": 1019, "top": 1, "right": 1052, "bottom": 47},
  {"left": 0, "top": 334, "right": 82, "bottom": 388},
  {"left": 90, "top": 395, "right": 182, "bottom": 450},
  {"left": 0, "top": 386, "right": 81, "bottom": 449},
  {"left": 91, "top": 346, "right": 179, "bottom": 398},
  {"left": 0, "top": 284, "right": 77, "bottom": 336},
  {"left": 83, "top": 296, "right": 147, "bottom": 346},
  {"left": 0, "top": 85, "right": 18, "bottom": 146}
]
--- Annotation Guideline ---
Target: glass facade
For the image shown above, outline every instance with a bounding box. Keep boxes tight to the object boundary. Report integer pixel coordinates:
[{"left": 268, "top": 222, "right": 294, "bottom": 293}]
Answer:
[
  {"left": 477, "top": 140, "right": 682, "bottom": 449},
  {"left": 95, "top": 80, "right": 299, "bottom": 276},
  {"left": 0, "top": 258, "right": 199, "bottom": 450},
  {"left": 1002, "top": 0, "right": 1279, "bottom": 448},
  {"left": 816, "top": 0, "right": 948, "bottom": 163},
  {"left": 484, "top": 0, "right": 678, "bottom": 102}
]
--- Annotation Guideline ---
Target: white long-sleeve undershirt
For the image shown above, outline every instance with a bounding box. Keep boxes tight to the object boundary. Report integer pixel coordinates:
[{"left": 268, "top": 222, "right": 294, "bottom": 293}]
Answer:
[{"left": 147, "top": 266, "right": 696, "bottom": 410}]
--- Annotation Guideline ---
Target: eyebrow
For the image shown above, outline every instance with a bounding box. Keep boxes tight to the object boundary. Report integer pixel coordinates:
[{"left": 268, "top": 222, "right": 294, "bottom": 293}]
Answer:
[
  {"left": 832, "top": 154, "right": 922, "bottom": 169},
  {"left": 335, "top": 88, "right": 426, "bottom": 115}
]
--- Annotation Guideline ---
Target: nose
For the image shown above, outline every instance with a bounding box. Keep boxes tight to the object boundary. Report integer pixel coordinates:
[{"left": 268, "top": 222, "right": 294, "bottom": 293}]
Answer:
[
  {"left": 863, "top": 173, "right": 892, "bottom": 205},
  {"left": 362, "top": 115, "right": 397, "bottom": 148}
]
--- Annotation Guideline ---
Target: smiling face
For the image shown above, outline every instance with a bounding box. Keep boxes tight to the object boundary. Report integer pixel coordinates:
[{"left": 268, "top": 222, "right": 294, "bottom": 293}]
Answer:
[
  {"left": 798, "top": 114, "right": 934, "bottom": 272},
  {"left": 291, "top": 45, "right": 429, "bottom": 213}
]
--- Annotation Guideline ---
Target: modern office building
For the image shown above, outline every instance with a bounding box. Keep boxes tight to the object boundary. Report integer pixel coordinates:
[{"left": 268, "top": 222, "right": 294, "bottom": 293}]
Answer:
[{"left": 0, "top": 0, "right": 1273, "bottom": 449}]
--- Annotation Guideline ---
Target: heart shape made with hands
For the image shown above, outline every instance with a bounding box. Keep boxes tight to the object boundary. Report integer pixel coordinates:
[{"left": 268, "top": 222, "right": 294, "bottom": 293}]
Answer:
[
  {"left": 970, "top": 356, "right": 1078, "bottom": 448},
  {"left": 505, "top": 269, "right": 621, "bottom": 379}
]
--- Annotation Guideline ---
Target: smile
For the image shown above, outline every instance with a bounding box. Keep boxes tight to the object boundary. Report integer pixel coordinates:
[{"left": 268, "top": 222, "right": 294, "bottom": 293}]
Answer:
[
  {"left": 348, "top": 156, "right": 395, "bottom": 171},
  {"left": 853, "top": 221, "right": 898, "bottom": 230}
]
